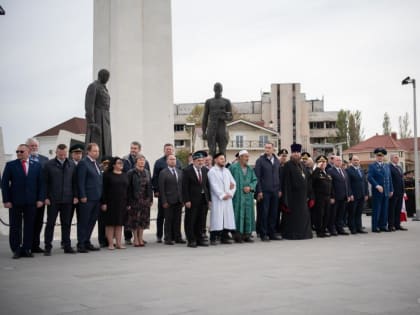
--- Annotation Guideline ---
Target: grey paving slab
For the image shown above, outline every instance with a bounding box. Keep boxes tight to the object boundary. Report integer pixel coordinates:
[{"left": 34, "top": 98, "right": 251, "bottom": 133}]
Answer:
[{"left": 0, "top": 216, "right": 419, "bottom": 315}]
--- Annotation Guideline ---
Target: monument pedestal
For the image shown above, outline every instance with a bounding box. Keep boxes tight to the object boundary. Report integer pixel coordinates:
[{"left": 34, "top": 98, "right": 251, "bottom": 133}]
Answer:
[{"left": 93, "top": 0, "right": 174, "bottom": 162}]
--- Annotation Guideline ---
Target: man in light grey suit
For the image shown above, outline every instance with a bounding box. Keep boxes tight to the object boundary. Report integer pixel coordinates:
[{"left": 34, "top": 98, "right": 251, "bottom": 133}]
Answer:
[{"left": 158, "top": 154, "right": 185, "bottom": 245}]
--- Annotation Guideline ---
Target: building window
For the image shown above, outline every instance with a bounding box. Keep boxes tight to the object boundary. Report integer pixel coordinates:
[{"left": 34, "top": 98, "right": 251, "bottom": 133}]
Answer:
[
  {"left": 259, "top": 135, "right": 269, "bottom": 147},
  {"left": 174, "top": 124, "right": 185, "bottom": 132},
  {"left": 325, "top": 121, "right": 336, "bottom": 129},
  {"left": 235, "top": 135, "right": 244, "bottom": 148},
  {"left": 399, "top": 151, "right": 404, "bottom": 157},
  {"left": 309, "top": 122, "right": 325, "bottom": 129},
  {"left": 175, "top": 140, "right": 185, "bottom": 147}
]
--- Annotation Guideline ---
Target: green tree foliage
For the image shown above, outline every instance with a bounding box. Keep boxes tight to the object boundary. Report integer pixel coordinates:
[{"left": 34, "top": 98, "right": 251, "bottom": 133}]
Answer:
[
  {"left": 398, "top": 112, "right": 412, "bottom": 139},
  {"left": 382, "top": 112, "right": 392, "bottom": 135}
]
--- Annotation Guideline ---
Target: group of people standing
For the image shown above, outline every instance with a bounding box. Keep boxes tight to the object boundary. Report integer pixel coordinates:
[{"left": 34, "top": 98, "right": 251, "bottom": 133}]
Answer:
[{"left": 1, "top": 137, "right": 410, "bottom": 259}]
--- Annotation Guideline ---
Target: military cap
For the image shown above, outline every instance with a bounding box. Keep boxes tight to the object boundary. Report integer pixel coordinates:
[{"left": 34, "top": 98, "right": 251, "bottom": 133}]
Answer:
[
  {"left": 301, "top": 151, "right": 311, "bottom": 159},
  {"left": 315, "top": 155, "right": 328, "bottom": 163},
  {"left": 374, "top": 147, "right": 387, "bottom": 156},
  {"left": 278, "top": 148, "right": 288, "bottom": 155},
  {"left": 192, "top": 150, "right": 208, "bottom": 160},
  {"left": 69, "top": 143, "right": 84, "bottom": 153}
]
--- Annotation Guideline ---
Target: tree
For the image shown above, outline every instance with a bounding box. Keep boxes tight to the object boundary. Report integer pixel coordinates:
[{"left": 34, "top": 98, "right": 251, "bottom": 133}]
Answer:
[
  {"left": 398, "top": 112, "right": 412, "bottom": 139},
  {"left": 336, "top": 109, "right": 349, "bottom": 149},
  {"left": 382, "top": 112, "right": 392, "bottom": 135},
  {"left": 186, "top": 104, "right": 204, "bottom": 126},
  {"left": 175, "top": 148, "right": 190, "bottom": 168},
  {"left": 348, "top": 110, "right": 364, "bottom": 146}
]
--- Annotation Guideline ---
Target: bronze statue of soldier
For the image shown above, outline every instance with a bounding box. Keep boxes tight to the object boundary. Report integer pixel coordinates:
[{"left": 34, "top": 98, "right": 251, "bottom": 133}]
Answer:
[
  {"left": 84, "top": 69, "right": 112, "bottom": 159},
  {"left": 202, "top": 82, "right": 233, "bottom": 157}
]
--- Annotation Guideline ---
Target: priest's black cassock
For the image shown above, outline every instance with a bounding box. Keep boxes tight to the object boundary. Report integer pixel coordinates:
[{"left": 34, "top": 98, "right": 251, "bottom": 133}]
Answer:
[{"left": 281, "top": 160, "right": 313, "bottom": 240}]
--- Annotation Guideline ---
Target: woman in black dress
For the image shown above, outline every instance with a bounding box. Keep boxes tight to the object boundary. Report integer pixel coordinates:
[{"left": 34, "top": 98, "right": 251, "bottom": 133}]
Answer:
[
  {"left": 101, "top": 157, "right": 129, "bottom": 250},
  {"left": 127, "top": 154, "right": 153, "bottom": 247}
]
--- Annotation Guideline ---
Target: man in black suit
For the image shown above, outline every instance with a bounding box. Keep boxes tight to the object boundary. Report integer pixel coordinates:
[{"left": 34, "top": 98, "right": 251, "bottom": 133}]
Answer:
[
  {"left": 26, "top": 137, "right": 49, "bottom": 253},
  {"left": 1, "top": 144, "right": 44, "bottom": 259},
  {"left": 158, "top": 154, "right": 185, "bottom": 245},
  {"left": 346, "top": 155, "right": 369, "bottom": 234},
  {"left": 389, "top": 153, "right": 407, "bottom": 231},
  {"left": 182, "top": 151, "right": 211, "bottom": 248},
  {"left": 69, "top": 144, "right": 84, "bottom": 234},
  {"left": 152, "top": 143, "right": 182, "bottom": 243},
  {"left": 43, "top": 144, "right": 78, "bottom": 255},
  {"left": 327, "top": 155, "right": 351, "bottom": 235},
  {"left": 76, "top": 143, "right": 103, "bottom": 252}
]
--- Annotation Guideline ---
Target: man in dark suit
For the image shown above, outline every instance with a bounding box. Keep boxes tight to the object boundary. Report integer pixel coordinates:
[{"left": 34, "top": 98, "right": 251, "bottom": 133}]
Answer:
[
  {"left": 182, "top": 151, "right": 210, "bottom": 248},
  {"left": 26, "top": 137, "right": 49, "bottom": 253},
  {"left": 76, "top": 143, "right": 102, "bottom": 252},
  {"left": 368, "top": 148, "right": 394, "bottom": 232},
  {"left": 43, "top": 144, "right": 78, "bottom": 255},
  {"left": 346, "top": 155, "right": 369, "bottom": 234},
  {"left": 388, "top": 153, "right": 407, "bottom": 231},
  {"left": 152, "top": 143, "right": 182, "bottom": 243},
  {"left": 327, "top": 155, "right": 351, "bottom": 235},
  {"left": 68, "top": 144, "right": 84, "bottom": 236},
  {"left": 1, "top": 144, "right": 44, "bottom": 259},
  {"left": 158, "top": 154, "right": 185, "bottom": 245}
]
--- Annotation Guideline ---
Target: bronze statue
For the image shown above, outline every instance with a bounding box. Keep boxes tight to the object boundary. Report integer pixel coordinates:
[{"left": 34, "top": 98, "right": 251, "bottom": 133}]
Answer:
[
  {"left": 84, "top": 69, "right": 112, "bottom": 158},
  {"left": 202, "top": 82, "right": 233, "bottom": 157}
]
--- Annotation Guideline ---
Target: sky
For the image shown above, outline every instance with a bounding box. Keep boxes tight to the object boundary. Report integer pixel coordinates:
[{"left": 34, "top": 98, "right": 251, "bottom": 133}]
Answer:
[{"left": 1, "top": 0, "right": 420, "bottom": 153}]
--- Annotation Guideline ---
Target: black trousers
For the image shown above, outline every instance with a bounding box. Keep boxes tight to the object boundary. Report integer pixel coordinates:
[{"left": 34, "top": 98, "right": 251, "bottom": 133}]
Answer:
[
  {"left": 333, "top": 199, "right": 346, "bottom": 232},
  {"left": 164, "top": 202, "right": 182, "bottom": 242},
  {"left": 389, "top": 194, "right": 403, "bottom": 229},
  {"left": 9, "top": 205, "right": 36, "bottom": 253},
  {"left": 255, "top": 200, "right": 263, "bottom": 235},
  {"left": 97, "top": 210, "right": 107, "bottom": 246},
  {"left": 156, "top": 198, "right": 165, "bottom": 239},
  {"left": 201, "top": 204, "right": 209, "bottom": 236},
  {"left": 348, "top": 197, "right": 365, "bottom": 232},
  {"left": 184, "top": 194, "right": 206, "bottom": 243},
  {"left": 260, "top": 191, "right": 278, "bottom": 238},
  {"left": 314, "top": 195, "right": 330, "bottom": 234},
  {"left": 32, "top": 204, "right": 45, "bottom": 250},
  {"left": 44, "top": 203, "right": 73, "bottom": 250},
  {"left": 77, "top": 200, "right": 100, "bottom": 248}
]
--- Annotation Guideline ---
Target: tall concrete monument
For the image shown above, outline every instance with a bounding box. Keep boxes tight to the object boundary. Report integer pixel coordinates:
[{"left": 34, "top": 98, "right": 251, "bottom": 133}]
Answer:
[{"left": 93, "top": 0, "right": 174, "bottom": 162}]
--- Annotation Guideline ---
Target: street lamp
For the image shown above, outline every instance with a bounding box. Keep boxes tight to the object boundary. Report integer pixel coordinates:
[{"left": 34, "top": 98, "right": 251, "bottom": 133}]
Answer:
[
  {"left": 402, "top": 76, "right": 420, "bottom": 221},
  {"left": 185, "top": 122, "right": 195, "bottom": 153}
]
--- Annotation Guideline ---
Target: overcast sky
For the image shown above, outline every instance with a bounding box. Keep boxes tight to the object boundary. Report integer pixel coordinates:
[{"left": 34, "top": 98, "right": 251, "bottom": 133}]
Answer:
[{"left": 1, "top": 0, "right": 420, "bottom": 153}]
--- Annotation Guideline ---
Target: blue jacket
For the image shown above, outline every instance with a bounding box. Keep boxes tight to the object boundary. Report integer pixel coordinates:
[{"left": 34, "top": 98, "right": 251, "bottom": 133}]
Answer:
[
  {"left": 327, "top": 167, "right": 351, "bottom": 200},
  {"left": 346, "top": 166, "right": 368, "bottom": 199},
  {"left": 254, "top": 154, "right": 281, "bottom": 193},
  {"left": 368, "top": 162, "right": 394, "bottom": 196},
  {"left": 1, "top": 159, "right": 45, "bottom": 206},
  {"left": 77, "top": 156, "right": 103, "bottom": 201},
  {"left": 389, "top": 163, "right": 404, "bottom": 196}
]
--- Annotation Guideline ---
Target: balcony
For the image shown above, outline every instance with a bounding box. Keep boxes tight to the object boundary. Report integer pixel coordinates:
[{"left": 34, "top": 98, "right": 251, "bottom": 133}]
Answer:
[{"left": 227, "top": 140, "right": 278, "bottom": 150}]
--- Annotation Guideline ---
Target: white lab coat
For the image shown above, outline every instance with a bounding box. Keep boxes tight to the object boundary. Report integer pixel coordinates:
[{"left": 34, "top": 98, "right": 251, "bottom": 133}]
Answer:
[{"left": 208, "top": 166, "right": 237, "bottom": 231}]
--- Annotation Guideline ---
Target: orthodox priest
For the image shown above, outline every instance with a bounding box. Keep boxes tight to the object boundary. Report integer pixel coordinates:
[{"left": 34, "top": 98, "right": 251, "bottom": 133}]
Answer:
[
  {"left": 229, "top": 150, "right": 258, "bottom": 243},
  {"left": 281, "top": 143, "right": 313, "bottom": 240},
  {"left": 208, "top": 153, "right": 236, "bottom": 245}
]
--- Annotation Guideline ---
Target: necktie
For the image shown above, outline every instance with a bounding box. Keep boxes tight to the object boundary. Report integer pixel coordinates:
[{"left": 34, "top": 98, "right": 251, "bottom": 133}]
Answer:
[
  {"left": 93, "top": 160, "right": 100, "bottom": 174},
  {"left": 171, "top": 168, "right": 178, "bottom": 182},
  {"left": 197, "top": 168, "right": 202, "bottom": 183},
  {"left": 21, "top": 160, "right": 27, "bottom": 175},
  {"left": 358, "top": 168, "right": 363, "bottom": 178},
  {"left": 338, "top": 168, "right": 344, "bottom": 178}
]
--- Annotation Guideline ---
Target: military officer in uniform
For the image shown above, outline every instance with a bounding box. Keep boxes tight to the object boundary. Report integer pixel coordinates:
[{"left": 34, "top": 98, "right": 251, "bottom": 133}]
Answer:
[{"left": 311, "top": 155, "right": 333, "bottom": 237}]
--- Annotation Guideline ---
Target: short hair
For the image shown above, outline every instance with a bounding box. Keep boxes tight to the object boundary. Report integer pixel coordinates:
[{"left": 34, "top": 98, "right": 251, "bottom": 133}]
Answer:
[
  {"left": 26, "top": 137, "right": 39, "bottom": 145},
  {"left": 166, "top": 154, "right": 176, "bottom": 161},
  {"left": 86, "top": 143, "right": 99, "bottom": 152},
  {"left": 390, "top": 153, "right": 399, "bottom": 159},
  {"left": 264, "top": 142, "right": 274, "bottom": 147},
  {"left": 134, "top": 154, "right": 146, "bottom": 163},
  {"left": 56, "top": 144, "right": 67, "bottom": 150},
  {"left": 18, "top": 144, "right": 29, "bottom": 150},
  {"left": 131, "top": 141, "right": 141, "bottom": 149},
  {"left": 164, "top": 143, "right": 173, "bottom": 149}
]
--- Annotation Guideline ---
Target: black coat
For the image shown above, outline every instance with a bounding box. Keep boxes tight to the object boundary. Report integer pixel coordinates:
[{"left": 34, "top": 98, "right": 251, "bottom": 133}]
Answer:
[
  {"left": 44, "top": 158, "right": 77, "bottom": 204},
  {"left": 327, "top": 167, "right": 351, "bottom": 201},
  {"left": 389, "top": 163, "right": 405, "bottom": 196},
  {"left": 158, "top": 167, "right": 183, "bottom": 205},
  {"left": 182, "top": 164, "right": 211, "bottom": 205},
  {"left": 254, "top": 154, "right": 281, "bottom": 193},
  {"left": 152, "top": 156, "right": 182, "bottom": 193},
  {"left": 346, "top": 166, "right": 368, "bottom": 200}
]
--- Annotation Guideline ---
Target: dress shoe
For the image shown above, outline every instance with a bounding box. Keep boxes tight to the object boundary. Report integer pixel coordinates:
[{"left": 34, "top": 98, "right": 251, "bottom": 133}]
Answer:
[
  {"left": 12, "top": 251, "right": 20, "bottom": 259},
  {"left": 380, "top": 228, "right": 391, "bottom": 232},
  {"left": 21, "top": 250, "right": 34, "bottom": 258},
  {"left": 317, "top": 233, "right": 326, "bottom": 238},
  {"left": 187, "top": 242, "right": 197, "bottom": 248},
  {"left": 329, "top": 231, "right": 338, "bottom": 236},
  {"left": 44, "top": 249, "right": 52, "bottom": 256},
  {"left": 157, "top": 237, "right": 163, "bottom": 243},
  {"left": 77, "top": 247, "right": 89, "bottom": 253},
  {"left": 338, "top": 230, "right": 349, "bottom": 235},
  {"left": 397, "top": 226, "right": 408, "bottom": 231},
  {"left": 261, "top": 236, "right": 270, "bottom": 242},
  {"left": 197, "top": 240, "right": 209, "bottom": 246},
  {"left": 125, "top": 239, "right": 133, "bottom": 245},
  {"left": 372, "top": 228, "right": 381, "bottom": 233},
  {"left": 86, "top": 244, "right": 100, "bottom": 251},
  {"left": 269, "top": 235, "right": 282, "bottom": 241},
  {"left": 221, "top": 238, "right": 232, "bottom": 244},
  {"left": 357, "top": 230, "right": 368, "bottom": 234},
  {"left": 164, "top": 240, "right": 174, "bottom": 245},
  {"left": 210, "top": 240, "right": 217, "bottom": 246},
  {"left": 243, "top": 237, "right": 254, "bottom": 243},
  {"left": 324, "top": 232, "right": 331, "bottom": 237},
  {"left": 176, "top": 239, "right": 187, "bottom": 244},
  {"left": 31, "top": 247, "right": 45, "bottom": 253},
  {"left": 350, "top": 230, "right": 357, "bottom": 235},
  {"left": 64, "top": 247, "right": 76, "bottom": 254}
]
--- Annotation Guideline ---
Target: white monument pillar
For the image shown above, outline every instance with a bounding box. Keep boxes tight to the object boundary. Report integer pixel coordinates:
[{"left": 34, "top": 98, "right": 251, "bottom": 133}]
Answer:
[{"left": 93, "top": 0, "right": 174, "bottom": 162}]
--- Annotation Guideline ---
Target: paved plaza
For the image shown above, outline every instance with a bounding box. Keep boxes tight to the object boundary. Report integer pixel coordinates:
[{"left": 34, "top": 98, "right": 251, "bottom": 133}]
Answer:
[{"left": 0, "top": 214, "right": 419, "bottom": 315}]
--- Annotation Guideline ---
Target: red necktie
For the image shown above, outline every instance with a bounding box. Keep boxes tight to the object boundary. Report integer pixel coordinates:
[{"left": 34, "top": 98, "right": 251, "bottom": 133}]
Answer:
[
  {"left": 21, "top": 160, "right": 27, "bottom": 175},
  {"left": 198, "top": 168, "right": 202, "bottom": 183}
]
